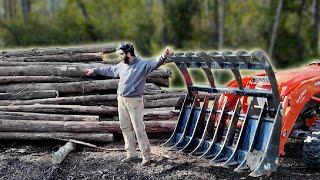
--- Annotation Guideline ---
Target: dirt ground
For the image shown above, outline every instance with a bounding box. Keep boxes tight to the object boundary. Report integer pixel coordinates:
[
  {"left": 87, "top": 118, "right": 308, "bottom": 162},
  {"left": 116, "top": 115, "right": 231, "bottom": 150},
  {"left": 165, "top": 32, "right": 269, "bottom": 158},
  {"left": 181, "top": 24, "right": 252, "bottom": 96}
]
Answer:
[{"left": 0, "top": 138, "right": 319, "bottom": 180}]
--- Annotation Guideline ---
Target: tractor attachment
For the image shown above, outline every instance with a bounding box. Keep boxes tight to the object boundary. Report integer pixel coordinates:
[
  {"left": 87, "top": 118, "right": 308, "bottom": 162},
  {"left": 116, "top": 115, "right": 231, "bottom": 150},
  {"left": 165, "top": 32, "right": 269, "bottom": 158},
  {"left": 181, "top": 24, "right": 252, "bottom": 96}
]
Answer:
[{"left": 163, "top": 50, "right": 282, "bottom": 177}]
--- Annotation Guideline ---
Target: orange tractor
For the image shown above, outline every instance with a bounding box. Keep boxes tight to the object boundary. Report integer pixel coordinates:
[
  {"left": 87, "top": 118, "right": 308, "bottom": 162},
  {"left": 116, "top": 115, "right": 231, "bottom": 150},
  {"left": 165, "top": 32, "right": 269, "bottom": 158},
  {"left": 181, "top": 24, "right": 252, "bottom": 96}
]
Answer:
[{"left": 163, "top": 50, "right": 320, "bottom": 177}]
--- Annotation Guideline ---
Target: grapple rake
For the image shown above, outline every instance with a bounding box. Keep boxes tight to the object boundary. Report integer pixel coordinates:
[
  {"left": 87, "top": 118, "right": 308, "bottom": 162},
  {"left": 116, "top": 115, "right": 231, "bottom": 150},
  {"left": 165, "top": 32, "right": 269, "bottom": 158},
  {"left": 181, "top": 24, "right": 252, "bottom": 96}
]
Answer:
[{"left": 162, "top": 50, "right": 282, "bottom": 177}]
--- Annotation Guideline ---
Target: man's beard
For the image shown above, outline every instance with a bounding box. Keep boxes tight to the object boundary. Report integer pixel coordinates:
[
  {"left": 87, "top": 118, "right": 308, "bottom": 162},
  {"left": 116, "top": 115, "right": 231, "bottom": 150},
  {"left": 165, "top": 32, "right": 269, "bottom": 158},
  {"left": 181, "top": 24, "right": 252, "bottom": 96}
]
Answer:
[{"left": 123, "top": 55, "right": 129, "bottom": 64}]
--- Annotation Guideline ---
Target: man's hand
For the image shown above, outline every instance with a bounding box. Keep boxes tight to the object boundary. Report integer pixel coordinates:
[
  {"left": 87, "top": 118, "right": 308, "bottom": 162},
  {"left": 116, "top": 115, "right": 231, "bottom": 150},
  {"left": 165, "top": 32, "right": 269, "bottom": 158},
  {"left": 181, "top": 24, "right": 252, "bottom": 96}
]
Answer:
[
  {"left": 85, "top": 68, "right": 96, "bottom": 76},
  {"left": 163, "top": 47, "right": 174, "bottom": 57},
  {"left": 162, "top": 47, "right": 174, "bottom": 64}
]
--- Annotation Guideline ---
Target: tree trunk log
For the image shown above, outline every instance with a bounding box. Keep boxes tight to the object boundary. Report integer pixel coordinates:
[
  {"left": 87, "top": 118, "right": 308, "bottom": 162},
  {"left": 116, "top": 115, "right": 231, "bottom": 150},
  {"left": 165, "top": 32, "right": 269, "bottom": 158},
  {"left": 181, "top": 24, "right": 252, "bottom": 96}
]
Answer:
[
  {"left": 0, "top": 64, "right": 171, "bottom": 78},
  {"left": 0, "top": 44, "right": 116, "bottom": 57},
  {"left": 0, "top": 65, "right": 171, "bottom": 78},
  {"left": 0, "top": 120, "right": 176, "bottom": 134},
  {"left": 102, "top": 107, "right": 179, "bottom": 121},
  {"left": 146, "top": 77, "right": 169, "bottom": 87},
  {"left": 0, "top": 65, "right": 87, "bottom": 76},
  {"left": 144, "top": 97, "right": 183, "bottom": 108},
  {"left": 0, "top": 111, "right": 99, "bottom": 121},
  {"left": 0, "top": 76, "right": 168, "bottom": 87},
  {"left": 0, "top": 61, "right": 116, "bottom": 66},
  {"left": 0, "top": 92, "right": 185, "bottom": 107},
  {"left": 0, "top": 53, "right": 103, "bottom": 62},
  {"left": 0, "top": 132, "right": 113, "bottom": 142},
  {"left": 0, "top": 76, "right": 81, "bottom": 84},
  {"left": 0, "top": 90, "right": 58, "bottom": 100},
  {"left": 0, "top": 80, "right": 160, "bottom": 94},
  {"left": 0, "top": 104, "right": 118, "bottom": 115},
  {"left": 52, "top": 142, "right": 76, "bottom": 164}
]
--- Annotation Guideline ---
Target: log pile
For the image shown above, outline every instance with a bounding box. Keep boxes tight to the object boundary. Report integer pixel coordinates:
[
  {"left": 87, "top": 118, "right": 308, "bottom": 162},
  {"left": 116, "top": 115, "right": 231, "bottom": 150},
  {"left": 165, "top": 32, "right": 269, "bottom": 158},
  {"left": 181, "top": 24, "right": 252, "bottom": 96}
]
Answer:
[{"left": 0, "top": 44, "right": 184, "bottom": 143}]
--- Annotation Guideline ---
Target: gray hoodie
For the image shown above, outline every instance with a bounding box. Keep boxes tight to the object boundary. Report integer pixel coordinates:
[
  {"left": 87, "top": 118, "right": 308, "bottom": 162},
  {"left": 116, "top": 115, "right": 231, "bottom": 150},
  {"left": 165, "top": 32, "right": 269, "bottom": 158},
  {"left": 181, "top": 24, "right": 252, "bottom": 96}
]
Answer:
[{"left": 94, "top": 56, "right": 166, "bottom": 97}]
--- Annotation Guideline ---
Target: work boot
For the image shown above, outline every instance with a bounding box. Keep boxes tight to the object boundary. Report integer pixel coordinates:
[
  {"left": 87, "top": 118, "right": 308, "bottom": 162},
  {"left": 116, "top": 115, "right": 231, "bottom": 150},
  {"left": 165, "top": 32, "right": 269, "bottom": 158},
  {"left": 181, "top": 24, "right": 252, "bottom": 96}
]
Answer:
[
  {"left": 121, "top": 156, "right": 138, "bottom": 163},
  {"left": 140, "top": 158, "right": 151, "bottom": 166}
]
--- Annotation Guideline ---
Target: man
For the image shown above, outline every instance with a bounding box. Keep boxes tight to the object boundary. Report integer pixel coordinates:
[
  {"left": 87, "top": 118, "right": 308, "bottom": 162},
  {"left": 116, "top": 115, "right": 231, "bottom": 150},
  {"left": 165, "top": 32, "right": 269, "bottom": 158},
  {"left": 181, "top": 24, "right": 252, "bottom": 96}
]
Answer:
[{"left": 86, "top": 43, "right": 173, "bottom": 166}]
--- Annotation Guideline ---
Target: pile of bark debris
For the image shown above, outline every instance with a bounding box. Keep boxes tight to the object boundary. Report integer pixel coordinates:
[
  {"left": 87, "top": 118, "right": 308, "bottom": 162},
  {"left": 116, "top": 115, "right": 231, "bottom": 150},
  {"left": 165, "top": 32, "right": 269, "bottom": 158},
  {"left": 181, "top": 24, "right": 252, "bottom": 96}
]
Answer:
[{"left": 0, "top": 44, "right": 184, "bottom": 143}]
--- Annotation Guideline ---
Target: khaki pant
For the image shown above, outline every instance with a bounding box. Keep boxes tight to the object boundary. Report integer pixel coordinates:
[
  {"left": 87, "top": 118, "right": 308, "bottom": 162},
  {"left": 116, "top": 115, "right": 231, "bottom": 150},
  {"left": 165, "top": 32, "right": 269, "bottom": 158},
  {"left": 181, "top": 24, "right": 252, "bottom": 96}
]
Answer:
[{"left": 117, "top": 96, "right": 151, "bottom": 160}]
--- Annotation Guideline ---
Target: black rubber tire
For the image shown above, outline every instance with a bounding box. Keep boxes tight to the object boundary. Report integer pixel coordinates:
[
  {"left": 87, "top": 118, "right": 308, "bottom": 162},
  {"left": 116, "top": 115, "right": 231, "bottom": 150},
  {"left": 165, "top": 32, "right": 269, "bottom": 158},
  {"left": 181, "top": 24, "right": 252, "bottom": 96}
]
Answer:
[{"left": 303, "top": 134, "right": 320, "bottom": 168}]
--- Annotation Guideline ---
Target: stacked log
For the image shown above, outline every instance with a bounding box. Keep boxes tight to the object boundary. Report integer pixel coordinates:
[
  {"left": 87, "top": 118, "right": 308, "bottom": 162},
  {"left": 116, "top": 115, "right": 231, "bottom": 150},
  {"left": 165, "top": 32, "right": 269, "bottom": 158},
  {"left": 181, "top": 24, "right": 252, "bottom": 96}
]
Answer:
[{"left": 0, "top": 44, "right": 184, "bottom": 142}]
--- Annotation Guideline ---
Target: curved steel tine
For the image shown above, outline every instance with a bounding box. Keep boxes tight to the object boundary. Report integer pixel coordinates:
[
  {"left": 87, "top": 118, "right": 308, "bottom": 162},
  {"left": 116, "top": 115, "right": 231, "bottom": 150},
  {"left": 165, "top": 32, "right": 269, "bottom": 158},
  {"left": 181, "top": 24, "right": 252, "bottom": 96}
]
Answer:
[
  {"left": 208, "top": 51, "right": 225, "bottom": 64},
  {"left": 222, "top": 51, "right": 238, "bottom": 65},
  {"left": 185, "top": 52, "right": 195, "bottom": 57},
  {"left": 170, "top": 95, "right": 201, "bottom": 150},
  {"left": 161, "top": 95, "right": 190, "bottom": 147},
  {"left": 184, "top": 52, "right": 198, "bottom": 68},
  {"left": 197, "top": 51, "right": 215, "bottom": 68},
  {"left": 180, "top": 96, "right": 211, "bottom": 153},
  {"left": 249, "top": 103, "right": 282, "bottom": 177},
  {"left": 236, "top": 51, "right": 252, "bottom": 64},
  {"left": 210, "top": 99, "right": 242, "bottom": 165},
  {"left": 190, "top": 95, "right": 219, "bottom": 156},
  {"left": 175, "top": 52, "right": 184, "bottom": 57}
]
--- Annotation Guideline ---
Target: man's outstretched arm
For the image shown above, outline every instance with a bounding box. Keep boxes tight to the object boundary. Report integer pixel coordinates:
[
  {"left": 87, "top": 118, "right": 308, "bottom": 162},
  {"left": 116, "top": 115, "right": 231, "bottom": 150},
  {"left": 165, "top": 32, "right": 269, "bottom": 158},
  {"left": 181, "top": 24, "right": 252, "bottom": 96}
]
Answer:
[
  {"left": 85, "top": 65, "right": 120, "bottom": 78},
  {"left": 146, "top": 47, "right": 174, "bottom": 73}
]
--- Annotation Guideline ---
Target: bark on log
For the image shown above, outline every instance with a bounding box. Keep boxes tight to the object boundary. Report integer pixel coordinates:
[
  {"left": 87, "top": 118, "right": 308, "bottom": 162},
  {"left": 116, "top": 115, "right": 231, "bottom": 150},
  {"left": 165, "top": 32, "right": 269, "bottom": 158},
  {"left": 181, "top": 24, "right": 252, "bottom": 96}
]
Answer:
[
  {"left": 0, "top": 65, "right": 86, "bottom": 77},
  {"left": 0, "top": 120, "right": 176, "bottom": 134},
  {"left": 0, "top": 111, "right": 99, "bottom": 121},
  {"left": 0, "top": 53, "right": 103, "bottom": 62},
  {"left": 0, "top": 132, "right": 113, "bottom": 142},
  {"left": 52, "top": 142, "right": 76, "bottom": 164},
  {"left": 0, "top": 76, "right": 168, "bottom": 87},
  {"left": 0, "top": 80, "right": 160, "bottom": 94},
  {"left": 0, "top": 104, "right": 118, "bottom": 115},
  {"left": 144, "top": 97, "right": 183, "bottom": 108},
  {"left": 0, "top": 44, "right": 116, "bottom": 57},
  {"left": 89, "top": 68, "right": 171, "bottom": 78},
  {"left": 143, "top": 107, "right": 179, "bottom": 120},
  {"left": 0, "top": 94, "right": 117, "bottom": 106},
  {"left": 0, "top": 76, "right": 81, "bottom": 84},
  {"left": 0, "top": 61, "right": 114, "bottom": 66},
  {"left": 146, "top": 77, "right": 169, "bottom": 87},
  {"left": 105, "top": 115, "right": 178, "bottom": 122},
  {"left": 0, "top": 65, "right": 171, "bottom": 78},
  {"left": 0, "top": 90, "right": 58, "bottom": 100},
  {"left": 0, "top": 92, "right": 185, "bottom": 107},
  {"left": 102, "top": 107, "right": 180, "bottom": 121}
]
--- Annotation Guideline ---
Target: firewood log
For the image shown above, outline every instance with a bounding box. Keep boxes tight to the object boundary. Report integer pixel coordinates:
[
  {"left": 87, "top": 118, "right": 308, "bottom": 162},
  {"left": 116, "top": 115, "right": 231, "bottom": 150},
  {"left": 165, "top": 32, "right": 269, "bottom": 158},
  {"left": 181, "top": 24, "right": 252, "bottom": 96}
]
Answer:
[
  {"left": 0, "top": 65, "right": 171, "bottom": 77},
  {"left": 0, "top": 44, "right": 116, "bottom": 57},
  {"left": 52, "top": 142, "right": 76, "bottom": 164},
  {"left": 0, "top": 93, "right": 185, "bottom": 107},
  {"left": 0, "top": 111, "right": 99, "bottom": 121},
  {"left": 0, "top": 104, "right": 118, "bottom": 115},
  {"left": 0, "top": 53, "right": 103, "bottom": 62},
  {"left": 0, "top": 80, "right": 160, "bottom": 94},
  {"left": 0, "top": 132, "right": 113, "bottom": 142},
  {"left": 0, "top": 120, "right": 176, "bottom": 134},
  {"left": 0, "top": 90, "right": 58, "bottom": 100}
]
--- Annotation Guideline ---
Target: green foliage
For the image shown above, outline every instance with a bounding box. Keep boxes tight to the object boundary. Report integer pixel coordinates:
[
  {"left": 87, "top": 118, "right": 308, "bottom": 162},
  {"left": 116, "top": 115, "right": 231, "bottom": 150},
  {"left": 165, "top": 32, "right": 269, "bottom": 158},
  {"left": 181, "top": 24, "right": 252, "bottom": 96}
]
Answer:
[
  {"left": 0, "top": 0, "right": 319, "bottom": 67},
  {"left": 166, "top": 0, "right": 199, "bottom": 48}
]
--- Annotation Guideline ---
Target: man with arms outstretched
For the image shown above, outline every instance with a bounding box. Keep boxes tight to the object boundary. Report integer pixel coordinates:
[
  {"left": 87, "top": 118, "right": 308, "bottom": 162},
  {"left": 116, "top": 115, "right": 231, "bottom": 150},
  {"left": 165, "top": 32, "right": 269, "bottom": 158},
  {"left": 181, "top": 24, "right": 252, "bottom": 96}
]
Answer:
[{"left": 86, "top": 43, "right": 173, "bottom": 166}]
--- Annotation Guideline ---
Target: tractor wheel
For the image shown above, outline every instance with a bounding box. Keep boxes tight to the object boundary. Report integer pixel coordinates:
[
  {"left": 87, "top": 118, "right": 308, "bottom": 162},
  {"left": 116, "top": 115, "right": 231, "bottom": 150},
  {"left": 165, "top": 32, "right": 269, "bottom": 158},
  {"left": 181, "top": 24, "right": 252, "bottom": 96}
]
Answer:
[{"left": 303, "top": 133, "right": 320, "bottom": 168}]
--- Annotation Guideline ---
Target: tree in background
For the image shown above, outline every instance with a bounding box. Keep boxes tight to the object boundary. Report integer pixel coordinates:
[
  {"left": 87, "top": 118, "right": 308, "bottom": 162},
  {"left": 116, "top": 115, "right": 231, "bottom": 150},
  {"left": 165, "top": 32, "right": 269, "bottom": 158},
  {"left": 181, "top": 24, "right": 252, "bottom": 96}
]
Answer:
[
  {"left": 312, "top": 0, "right": 319, "bottom": 57},
  {"left": 0, "top": 0, "right": 319, "bottom": 68},
  {"left": 166, "top": 0, "right": 199, "bottom": 48}
]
